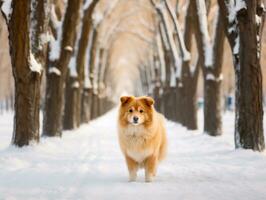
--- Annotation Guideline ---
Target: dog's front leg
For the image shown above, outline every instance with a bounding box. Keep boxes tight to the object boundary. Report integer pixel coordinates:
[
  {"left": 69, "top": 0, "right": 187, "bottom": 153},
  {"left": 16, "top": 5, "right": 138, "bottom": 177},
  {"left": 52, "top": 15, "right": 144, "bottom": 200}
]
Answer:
[
  {"left": 125, "top": 155, "right": 138, "bottom": 182},
  {"left": 144, "top": 155, "right": 158, "bottom": 182}
]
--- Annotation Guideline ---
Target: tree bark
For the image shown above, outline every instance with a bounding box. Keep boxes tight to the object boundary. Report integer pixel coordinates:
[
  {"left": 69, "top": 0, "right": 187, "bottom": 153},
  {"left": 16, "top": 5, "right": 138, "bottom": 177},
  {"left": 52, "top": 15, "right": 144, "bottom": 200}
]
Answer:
[
  {"left": 2, "top": 0, "right": 49, "bottom": 146},
  {"left": 81, "top": 88, "right": 93, "bottom": 123},
  {"left": 76, "top": 0, "right": 99, "bottom": 125},
  {"left": 63, "top": 73, "right": 79, "bottom": 130},
  {"left": 203, "top": 11, "right": 225, "bottom": 136},
  {"left": 43, "top": 0, "right": 82, "bottom": 137},
  {"left": 179, "top": 1, "right": 199, "bottom": 129},
  {"left": 192, "top": 0, "right": 224, "bottom": 135},
  {"left": 89, "top": 28, "right": 99, "bottom": 120},
  {"left": 181, "top": 61, "right": 200, "bottom": 130},
  {"left": 235, "top": 0, "right": 265, "bottom": 151},
  {"left": 218, "top": 0, "right": 265, "bottom": 151}
]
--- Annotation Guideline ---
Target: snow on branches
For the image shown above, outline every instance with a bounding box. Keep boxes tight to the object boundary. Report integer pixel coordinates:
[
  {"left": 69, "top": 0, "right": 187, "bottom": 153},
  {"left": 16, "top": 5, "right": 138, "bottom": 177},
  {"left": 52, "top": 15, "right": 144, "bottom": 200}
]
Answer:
[
  {"left": 1, "top": 0, "right": 12, "bottom": 22},
  {"left": 49, "top": 4, "right": 65, "bottom": 61},
  {"left": 29, "top": 52, "right": 42, "bottom": 74},
  {"left": 165, "top": 0, "right": 191, "bottom": 62},
  {"left": 195, "top": 0, "right": 213, "bottom": 68}
]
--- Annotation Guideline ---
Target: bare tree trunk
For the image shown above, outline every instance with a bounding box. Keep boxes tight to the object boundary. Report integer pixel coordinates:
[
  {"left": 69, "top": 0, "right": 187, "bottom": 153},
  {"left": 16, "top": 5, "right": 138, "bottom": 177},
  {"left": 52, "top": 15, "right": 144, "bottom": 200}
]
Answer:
[
  {"left": 91, "top": 93, "right": 99, "bottom": 120},
  {"left": 9, "top": 0, "right": 39, "bottom": 145},
  {"left": 192, "top": 0, "right": 224, "bottom": 135},
  {"left": 203, "top": 11, "right": 225, "bottom": 136},
  {"left": 89, "top": 28, "right": 99, "bottom": 120},
  {"left": 235, "top": 1, "right": 265, "bottom": 151},
  {"left": 1, "top": 0, "right": 49, "bottom": 146},
  {"left": 76, "top": 0, "right": 99, "bottom": 125},
  {"left": 174, "top": 81, "right": 182, "bottom": 123},
  {"left": 151, "top": 1, "right": 180, "bottom": 120},
  {"left": 182, "top": 61, "right": 200, "bottom": 129},
  {"left": 63, "top": 74, "right": 79, "bottom": 130},
  {"left": 218, "top": 0, "right": 265, "bottom": 151},
  {"left": 161, "top": 50, "right": 172, "bottom": 118},
  {"left": 81, "top": 88, "right": 93, "bottom": 123},
  {"left": 179, "top": 1, "right": 199, "bottom": 129},
  {"left": 43, "top": 0, "right": 82, "bottom": 137}
]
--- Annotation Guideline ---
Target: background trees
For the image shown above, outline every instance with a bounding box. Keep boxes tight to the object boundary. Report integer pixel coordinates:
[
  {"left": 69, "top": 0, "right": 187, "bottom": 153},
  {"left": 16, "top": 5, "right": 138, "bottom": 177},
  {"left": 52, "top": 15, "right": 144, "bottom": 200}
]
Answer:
[{"left": 0, "top": 0, "right": 265, "bottom": 151}]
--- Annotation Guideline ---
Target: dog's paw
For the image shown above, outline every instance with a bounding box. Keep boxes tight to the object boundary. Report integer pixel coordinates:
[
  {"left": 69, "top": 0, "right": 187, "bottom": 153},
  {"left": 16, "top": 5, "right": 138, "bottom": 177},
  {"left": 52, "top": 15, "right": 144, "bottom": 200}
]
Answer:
[
  {"left": 145, "top": 173, "right": 153, "bottom": 182},
  {"left": 128, "top": 177, "right": 137, "bottom": 182},
  {"left": 129, "top": 172, "right": 137, "bottom": 182}
]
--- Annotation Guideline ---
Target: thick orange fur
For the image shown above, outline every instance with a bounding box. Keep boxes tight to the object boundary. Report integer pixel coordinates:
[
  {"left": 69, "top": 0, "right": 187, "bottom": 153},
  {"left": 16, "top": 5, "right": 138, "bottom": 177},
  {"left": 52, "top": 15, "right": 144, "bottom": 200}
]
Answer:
[{"left": 117, "top": 96, "right": 167, "bottom": 182}]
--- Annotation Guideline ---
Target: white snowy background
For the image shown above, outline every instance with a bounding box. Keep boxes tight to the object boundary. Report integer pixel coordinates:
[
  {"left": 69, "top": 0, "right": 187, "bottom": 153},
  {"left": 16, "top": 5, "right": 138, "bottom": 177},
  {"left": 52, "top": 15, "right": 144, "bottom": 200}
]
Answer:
[{"left": 0, "top": 109, "right": 266, "bottom": 200}]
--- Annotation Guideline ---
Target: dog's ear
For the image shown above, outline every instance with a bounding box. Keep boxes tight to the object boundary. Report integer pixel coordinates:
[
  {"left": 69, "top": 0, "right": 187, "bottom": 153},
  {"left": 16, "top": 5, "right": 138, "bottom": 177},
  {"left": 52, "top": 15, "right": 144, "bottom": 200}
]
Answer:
[
  {"left": 120, "top": 96, "right": 134, "bottom": 105},
  {"left": 140, "top": 96, "right": 154, "bottom": 107}
]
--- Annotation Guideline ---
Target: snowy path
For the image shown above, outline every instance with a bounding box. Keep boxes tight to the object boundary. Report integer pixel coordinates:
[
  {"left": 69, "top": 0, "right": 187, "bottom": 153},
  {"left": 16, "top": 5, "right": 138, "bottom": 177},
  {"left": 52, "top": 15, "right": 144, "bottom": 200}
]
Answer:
[{"left": 0, "top": 109, "right": 266, "bottom": 200}]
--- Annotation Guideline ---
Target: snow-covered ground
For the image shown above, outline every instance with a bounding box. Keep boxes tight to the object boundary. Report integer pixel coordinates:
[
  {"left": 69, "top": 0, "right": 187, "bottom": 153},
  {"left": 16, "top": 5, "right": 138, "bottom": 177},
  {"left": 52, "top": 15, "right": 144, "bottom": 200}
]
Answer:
[{"left": 0, "top": 109, "right": 266, "bottom": 200}]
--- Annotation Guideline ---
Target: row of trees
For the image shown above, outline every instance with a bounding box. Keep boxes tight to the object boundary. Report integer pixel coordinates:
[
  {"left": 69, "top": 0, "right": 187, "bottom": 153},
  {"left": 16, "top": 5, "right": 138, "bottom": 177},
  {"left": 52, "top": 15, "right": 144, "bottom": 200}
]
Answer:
[
  {"left": 137, "top": 0, "right": 265, "bottom": 151},
  {"left": 0, "top": 0, "right": 110, "bottom": 146},
  {"left": 0, "top": 0, "right": 265, "bottom": 152},
  {"left": 154, "top": 0, "right": 265, "bottom": 151}
]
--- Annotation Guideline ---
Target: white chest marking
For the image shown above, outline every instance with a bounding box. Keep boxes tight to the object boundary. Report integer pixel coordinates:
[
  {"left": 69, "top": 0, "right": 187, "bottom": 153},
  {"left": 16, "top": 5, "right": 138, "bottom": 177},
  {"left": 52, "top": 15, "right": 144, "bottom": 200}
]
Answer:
[{"left": 127, "top": 149, "right": 152, "bottom": 163}]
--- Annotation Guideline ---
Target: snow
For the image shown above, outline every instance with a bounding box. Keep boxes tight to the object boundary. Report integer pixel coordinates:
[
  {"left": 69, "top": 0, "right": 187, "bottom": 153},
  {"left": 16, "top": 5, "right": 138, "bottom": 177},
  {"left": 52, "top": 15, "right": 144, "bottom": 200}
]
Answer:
[
  {"left": 92, "top": 11, "right": 103, "bottom": 27},
  {"left": 226, "top": 0, "right": 235, "bottom": 23},
  {"left": 165, "top": 0, "right": 191, "bottom": 62},
  {"left": 29, "top": 53, "right": 42, "bottom": 74},
  {"left": 64, "top": 46, "right": 73, "bottom": 52},
  {"left": 159, "top": 7, "right": 180, "bottom": 80},
  {"left": 196, "top": 0, "right": 213, "bottom": 67},
  {"left": 40, "top": 32, "right": 52, "bottom": 46},
  {"left": 189, "top": 64, "right": 196, "bottom": 75},
  {"left": 233, "top": 35, "right": 239, "bottom": 54},
  {"left": 49, "top": 34, "right": 61, "bottom": 61},
  {"left": 83, "top": 0, "right": 93, "bottom": 10},
  {"left": 72, "top": 81, "right": 80, "bottom": 88},
  {"left": 206, "top": 73, "right": 223, "bottom": 82},
  {"left": 256, "top": 14, "right": 262, "bottom": 25},
  {"left": 48, "top": 67, "right": 61, "bottom": 76},
  {"left": 84, "top": 76, "right": 92, "bottom": 89},
  {"left": 155, "top": 1, "right": 164, "bottom": 10},
  {"left": 49, "top": 4, "right": 64, "bottom": 61},
  {"left": 69, "top": 57, "right": 77, "bottom": 77},
  {"left": 0, "top": 109, "right": 266, "bottom": 199},
  {"left": 206, "top": 73, "right": 215, "bottom": 81},
  {"left": 235, "top": 0, "right": 247, "bottom": 12},
  {"left": 1, "top": 0, "right": 12, "bottom": 22},
  {"left": 217, "top": 73, "right": 223, "bottom": 82},
  {"left": 169, "top": 67, "right": 176, "bottom": 87},
  {"left": 84, "top": 30, "right": 93, "bottom": 90}
]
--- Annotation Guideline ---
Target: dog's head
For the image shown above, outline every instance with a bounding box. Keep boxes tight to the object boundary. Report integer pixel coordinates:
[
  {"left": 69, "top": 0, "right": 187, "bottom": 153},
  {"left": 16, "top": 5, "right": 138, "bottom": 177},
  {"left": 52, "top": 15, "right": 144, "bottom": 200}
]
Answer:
[{"left": 119, "top": 96, "right": 154, "bottom": 126}]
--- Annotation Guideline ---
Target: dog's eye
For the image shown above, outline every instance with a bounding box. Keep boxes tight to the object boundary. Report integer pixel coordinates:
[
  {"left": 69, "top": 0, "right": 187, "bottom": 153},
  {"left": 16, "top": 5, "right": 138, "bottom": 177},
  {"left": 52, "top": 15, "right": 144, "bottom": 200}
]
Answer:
[
  {"left": 139, "top": 110, "right": 144, "bottom": 113},
  {"left": 129, "top": 109, "right": 133, "bottom": 113}
]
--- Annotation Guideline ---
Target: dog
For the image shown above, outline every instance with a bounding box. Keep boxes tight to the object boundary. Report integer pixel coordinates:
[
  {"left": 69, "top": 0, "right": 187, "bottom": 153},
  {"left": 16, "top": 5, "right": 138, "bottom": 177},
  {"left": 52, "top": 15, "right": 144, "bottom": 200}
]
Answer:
[{"left": 117, "top": 96, "right": 167, "bottom": 182}]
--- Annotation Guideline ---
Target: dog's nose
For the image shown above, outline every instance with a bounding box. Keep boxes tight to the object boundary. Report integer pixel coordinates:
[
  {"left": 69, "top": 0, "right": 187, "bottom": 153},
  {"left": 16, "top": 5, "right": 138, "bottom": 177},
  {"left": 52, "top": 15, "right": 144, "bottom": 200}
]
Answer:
[{"left": 133, "top": 116, "right": 139, "bottom": 123}]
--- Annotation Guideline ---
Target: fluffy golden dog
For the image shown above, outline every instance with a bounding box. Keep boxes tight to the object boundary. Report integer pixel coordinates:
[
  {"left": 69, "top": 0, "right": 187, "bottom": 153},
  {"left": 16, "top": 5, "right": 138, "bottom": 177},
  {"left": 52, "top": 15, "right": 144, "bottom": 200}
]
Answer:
[{"left": 117, "top": 96, "right": 167, "bottom": 182}]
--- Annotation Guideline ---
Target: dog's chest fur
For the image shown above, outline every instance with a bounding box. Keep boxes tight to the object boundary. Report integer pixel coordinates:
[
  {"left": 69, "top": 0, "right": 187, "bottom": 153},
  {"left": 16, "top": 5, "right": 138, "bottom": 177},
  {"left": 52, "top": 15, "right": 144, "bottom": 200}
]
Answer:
[
  {"left": 123, "top": 125, "right": 153, "bottom": 163},
  {"left": 127, "top": 149, "right": 152, "bottom": 163}
]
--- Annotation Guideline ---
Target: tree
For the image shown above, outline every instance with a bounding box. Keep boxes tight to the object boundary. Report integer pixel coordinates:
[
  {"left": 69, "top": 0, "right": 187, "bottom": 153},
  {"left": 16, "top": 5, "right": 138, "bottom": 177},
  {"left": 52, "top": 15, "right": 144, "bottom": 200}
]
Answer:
[
  {"left": 63, "top": 0, "right": 99, "bottom": 130},
  {"left": 76, "top": 0, "right": 99, "bottom": 124},
  {"left": 151, "top": 0, "right": 180, "bottom": 121},
  {"left": 192, "top": 0, "right": 225, "bottom": 136},
  {"left": 218, "top": 0, "right": 265, "bottom": 151},
  {"left": 43, "top": 0, "right": 82, "bottom": 137},
  {"left": 1, "top": 0, "right": 49, "bottom": 146},
  {"left": 178, "top": 1, "right": 200, "bottom": 130}
]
